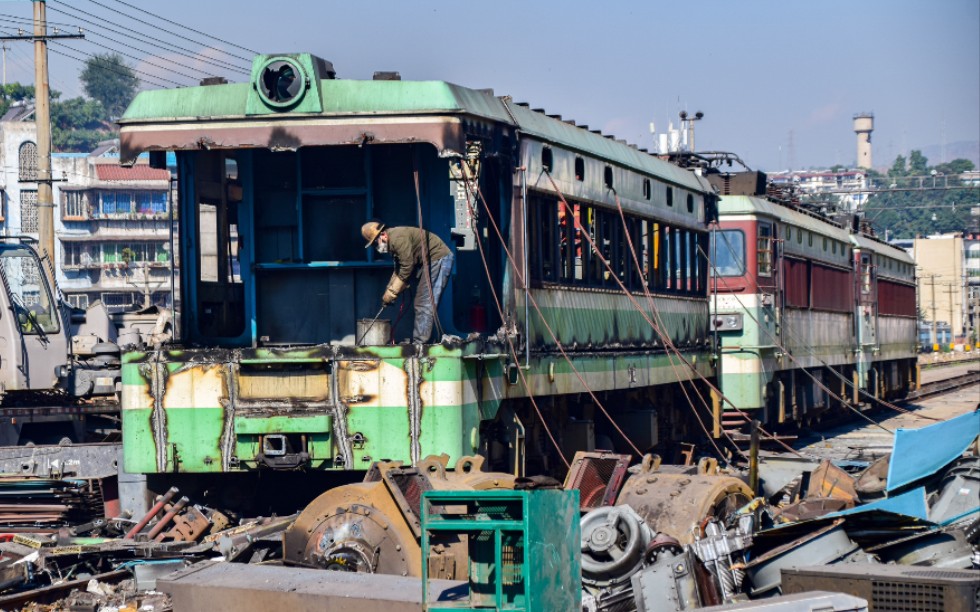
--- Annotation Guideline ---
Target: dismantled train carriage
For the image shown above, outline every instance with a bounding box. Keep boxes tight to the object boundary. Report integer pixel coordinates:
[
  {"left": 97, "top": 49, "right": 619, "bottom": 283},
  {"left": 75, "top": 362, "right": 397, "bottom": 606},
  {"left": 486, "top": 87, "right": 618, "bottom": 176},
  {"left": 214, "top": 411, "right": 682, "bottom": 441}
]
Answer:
[
  {"left": 708, "top": 172, "right": 917, "bottom": 428},
  {"left": 117, "top": 53, "right": 715, "bottom": 476}
]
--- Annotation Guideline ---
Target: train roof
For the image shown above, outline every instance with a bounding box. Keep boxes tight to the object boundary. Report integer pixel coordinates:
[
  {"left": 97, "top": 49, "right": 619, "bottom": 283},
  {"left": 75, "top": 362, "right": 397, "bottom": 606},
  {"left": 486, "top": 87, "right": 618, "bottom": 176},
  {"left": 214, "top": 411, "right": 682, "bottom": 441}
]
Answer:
[
  {"left": 118, "top": 53, "right": 709, "bottom": 194},
  {"left": 719, "top": 195, "right": 914, "bottom": 263}
]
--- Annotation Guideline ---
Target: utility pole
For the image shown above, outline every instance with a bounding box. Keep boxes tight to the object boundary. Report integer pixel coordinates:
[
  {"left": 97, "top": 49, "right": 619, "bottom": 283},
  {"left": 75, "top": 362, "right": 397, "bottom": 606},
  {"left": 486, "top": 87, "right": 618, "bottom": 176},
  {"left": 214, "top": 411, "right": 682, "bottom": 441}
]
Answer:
[
  {"left": 944, "top": 283, "right": 957, "bottom": 345},
  {"left": 923, "top": 274, "right": 939, "bottom": 347},
  {"left": 0, "top": 1, "right": 83, "bottom": 287}
]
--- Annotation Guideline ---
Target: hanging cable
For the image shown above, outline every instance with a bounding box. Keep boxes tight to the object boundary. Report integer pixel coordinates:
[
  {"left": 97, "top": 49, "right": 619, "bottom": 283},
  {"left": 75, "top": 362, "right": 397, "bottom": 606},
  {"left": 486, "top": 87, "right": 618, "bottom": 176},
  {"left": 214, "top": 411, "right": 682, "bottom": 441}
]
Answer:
[{"left": 459, "top": 173, "right": 645, "bottom": 459}]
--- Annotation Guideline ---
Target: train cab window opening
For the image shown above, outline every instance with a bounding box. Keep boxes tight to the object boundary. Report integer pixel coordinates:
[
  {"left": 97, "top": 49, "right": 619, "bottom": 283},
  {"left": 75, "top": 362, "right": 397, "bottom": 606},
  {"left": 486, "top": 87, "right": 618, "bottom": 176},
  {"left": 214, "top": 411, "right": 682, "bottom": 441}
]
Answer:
[
  {"left": 643, "top": 179, "right": 651, "bottom": 200},
  {"left": 575, "top": 157, "right": 584, "bottom": 181},
  {"left": 666, "top": 187, "right": 673, "bottom": 207},
  {"left": 686, "top": 194, "right": 694, "bottom": 213},
  {"left": 0, "top": 246, "right": 60, "bottom": 335},
  {"left": 541, "top": 147, "right": 553, "bottom": 173},
  {"left": 710, "top": 230, "right": 746, "bottom": 277},
  {"left": 194, "top": 151, "right": 246, "bottom": 338},
  {"left": 757, "top": 223, "right": 773, "bottom": 277},
  {"left": 604, "top": 166, "right": 614, "bottom": 189}
]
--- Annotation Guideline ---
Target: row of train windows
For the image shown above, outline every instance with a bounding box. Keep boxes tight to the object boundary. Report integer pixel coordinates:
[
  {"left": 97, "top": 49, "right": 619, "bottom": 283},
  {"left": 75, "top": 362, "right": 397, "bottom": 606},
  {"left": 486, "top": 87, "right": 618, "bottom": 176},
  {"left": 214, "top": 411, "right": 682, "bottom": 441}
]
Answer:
[
  {"left": 783, "top": 226, "right": 912, "bottom": 276},
  {"left": 540, "top": 148, "right": 694, "bottom": 211},
  {"left": 784, "top": 225, "right": 850, "bottom": 258},
  {"left": 528, "top": 193, "right": 708, "bottom": 295}
]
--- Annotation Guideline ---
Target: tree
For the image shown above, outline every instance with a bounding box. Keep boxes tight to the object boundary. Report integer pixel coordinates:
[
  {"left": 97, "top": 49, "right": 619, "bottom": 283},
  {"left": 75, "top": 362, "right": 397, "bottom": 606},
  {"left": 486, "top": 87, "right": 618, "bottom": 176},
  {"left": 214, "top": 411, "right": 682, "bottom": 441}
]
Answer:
[
  {"left": 867, "top": 154, "right": 979, "bottom": 239},
  {"left": 52, "top": 96, "right": 114, "bottom": 152},
  {"left": 908, "top": 150, "right": 929, "bottom": 176},
  {"left": 80, "top": 53, "right": 139, "bottom": 119}
]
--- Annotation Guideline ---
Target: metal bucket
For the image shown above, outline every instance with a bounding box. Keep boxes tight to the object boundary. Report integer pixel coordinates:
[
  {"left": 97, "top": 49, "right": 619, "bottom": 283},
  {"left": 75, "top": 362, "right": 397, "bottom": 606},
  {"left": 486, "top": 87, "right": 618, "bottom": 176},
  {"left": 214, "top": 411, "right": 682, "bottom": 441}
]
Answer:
[{"left": 356, "top": 318, "right": 390, "bottom": 346}]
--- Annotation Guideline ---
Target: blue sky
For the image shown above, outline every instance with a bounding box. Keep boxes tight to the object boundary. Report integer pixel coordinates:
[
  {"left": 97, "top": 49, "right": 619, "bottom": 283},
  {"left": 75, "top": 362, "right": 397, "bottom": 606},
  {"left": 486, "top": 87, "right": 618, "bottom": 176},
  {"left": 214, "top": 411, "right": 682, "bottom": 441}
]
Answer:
[{"left": 3, "top": 0, "right": 977, "bottom": 171}]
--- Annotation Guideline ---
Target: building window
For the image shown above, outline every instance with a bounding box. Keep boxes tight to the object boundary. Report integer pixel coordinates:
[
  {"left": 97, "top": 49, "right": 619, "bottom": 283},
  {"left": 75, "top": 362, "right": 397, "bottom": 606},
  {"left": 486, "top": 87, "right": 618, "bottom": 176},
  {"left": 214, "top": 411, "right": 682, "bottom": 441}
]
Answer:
[
  {"left": 574, "top": 157, "right": 584, "bottom": 181},
  {"left": 102, "top": 292, "right": 137, "bottom": 310},
  {"left": 643, "top": 179, "right": 651, "bottom": 200},
  {"left": 66, "top": 294, "right": 90, "bottom": 309},
  {"left": 686, "top": 194, "right": 694, "bottom": 213},
  {"left": 63, "top": 191, "right": 89, "bottom": 220},
  {"left": 94, "top": 191, "right": 167, "bottom": 217},
  {"left": 542, "top": 147, "right": 553, "bottom": 172},
  {"left": 604, "top": 166, "right": 613, "bottom": 189},
  {"left": 20, "top": 190, "right": 38, "bottom": 233},
  {"left": 666, "top": 187, "right": 673, "bottom": 207},
  {"left": 18, "top": 142, "right": 38, "bottom": 182}
]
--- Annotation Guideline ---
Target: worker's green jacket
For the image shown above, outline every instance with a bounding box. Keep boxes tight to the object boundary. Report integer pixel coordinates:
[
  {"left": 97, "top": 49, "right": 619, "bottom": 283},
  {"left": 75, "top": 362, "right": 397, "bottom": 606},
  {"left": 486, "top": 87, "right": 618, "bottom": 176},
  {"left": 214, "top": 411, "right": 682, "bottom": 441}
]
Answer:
[{"left": 387, "top": 226, "right": 451, "bottom": 282}]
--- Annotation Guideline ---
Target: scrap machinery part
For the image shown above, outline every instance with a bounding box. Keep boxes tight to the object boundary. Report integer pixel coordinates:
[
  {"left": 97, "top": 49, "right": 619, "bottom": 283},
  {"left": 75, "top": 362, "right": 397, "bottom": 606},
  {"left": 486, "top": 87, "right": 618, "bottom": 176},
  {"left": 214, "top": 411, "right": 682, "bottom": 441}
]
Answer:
[
  {"left": 616, "top": 464, "right": 754, "bottom": 545},
  {"left": 282, "top": 455, "right": 513, "bottom": 578},
  {"left": 564, "top": 451, "right": 633, "bottom": 512},
  {"left": 688, "top": 517, "right": 754, "bottom": 604},
  {"left": 580, "top": 505, "right": 654, "bottom": 589}
]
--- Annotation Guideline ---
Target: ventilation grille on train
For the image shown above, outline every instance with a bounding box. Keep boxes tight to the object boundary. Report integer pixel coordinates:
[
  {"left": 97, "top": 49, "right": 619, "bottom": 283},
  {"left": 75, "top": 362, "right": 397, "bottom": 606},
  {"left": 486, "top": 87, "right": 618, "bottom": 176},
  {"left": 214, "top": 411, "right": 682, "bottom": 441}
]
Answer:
[{"left": 563, "top": 451, "right": 631, "bottom": 511}]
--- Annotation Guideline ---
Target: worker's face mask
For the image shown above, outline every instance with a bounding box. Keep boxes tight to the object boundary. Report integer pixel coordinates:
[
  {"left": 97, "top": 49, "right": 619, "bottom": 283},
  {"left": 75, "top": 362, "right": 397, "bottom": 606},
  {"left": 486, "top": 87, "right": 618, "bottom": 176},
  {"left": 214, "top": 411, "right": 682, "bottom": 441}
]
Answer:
[{"left": 375, "top": 236, "right": 388, "bottom": 254}]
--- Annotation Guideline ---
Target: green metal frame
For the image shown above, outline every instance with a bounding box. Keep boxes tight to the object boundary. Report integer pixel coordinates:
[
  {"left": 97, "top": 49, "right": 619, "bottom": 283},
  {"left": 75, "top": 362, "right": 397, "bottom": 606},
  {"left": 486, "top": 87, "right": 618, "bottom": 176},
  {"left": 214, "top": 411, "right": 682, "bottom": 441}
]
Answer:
[{"left": 420, "top": 489, "right": 580, "bottom": 611}]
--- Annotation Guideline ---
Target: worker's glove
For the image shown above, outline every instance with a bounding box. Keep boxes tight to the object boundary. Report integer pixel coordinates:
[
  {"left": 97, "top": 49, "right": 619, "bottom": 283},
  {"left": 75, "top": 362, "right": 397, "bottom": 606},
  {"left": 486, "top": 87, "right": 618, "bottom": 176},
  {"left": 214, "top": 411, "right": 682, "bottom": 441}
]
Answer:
[
  {"left": 382, "top": 288, "right": 398, "bottom": 306},
  {"left": 383, "top": 276, "right": 406, "bottom": 306}
]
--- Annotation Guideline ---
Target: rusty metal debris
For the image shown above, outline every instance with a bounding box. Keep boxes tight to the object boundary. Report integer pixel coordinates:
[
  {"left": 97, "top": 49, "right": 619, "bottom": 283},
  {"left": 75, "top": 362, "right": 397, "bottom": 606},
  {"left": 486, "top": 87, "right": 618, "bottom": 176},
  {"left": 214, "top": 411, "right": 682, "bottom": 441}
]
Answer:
[{"left": 0, "top": 414, "right": 977, "bottom": 611}]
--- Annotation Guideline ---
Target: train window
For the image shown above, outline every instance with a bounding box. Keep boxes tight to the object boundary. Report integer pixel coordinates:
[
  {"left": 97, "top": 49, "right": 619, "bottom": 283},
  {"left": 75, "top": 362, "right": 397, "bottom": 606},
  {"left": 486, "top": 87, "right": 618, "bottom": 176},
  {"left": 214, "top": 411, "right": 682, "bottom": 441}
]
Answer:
[
  {"left": 666, "top": 187, "right": 673, "bottom": 207},
  {"left": 757, "top": 223, "right": 773, "bottom": 277},
  {"left": 542, "top": 147, "right": 553, "bottom": 172},
  {"left": 822, "top": 237, "right": 828, "bottom": 251},
  {"left": 808, "top": 232, "right": 813, "bottom": 247},
  {"left": 686, "top": 194, "right": 694, "bottom": 213},
  {"left": 604, "top": 166, "right": 614, "bottom": 189},
  {"left": 575, "top": 157, "right": 585, "bottom": 181},
  {"left": 797, "top": 228, "right": 802, "bottom": 244},
  {"left": 643, "top": 179, "right": 651, "bottom": 200},
  {"left": 832, "top": 241, "right": 837, "bottom": 254},
  {"left": 710, "top": 230, "right": 745, "bottom": 276}
]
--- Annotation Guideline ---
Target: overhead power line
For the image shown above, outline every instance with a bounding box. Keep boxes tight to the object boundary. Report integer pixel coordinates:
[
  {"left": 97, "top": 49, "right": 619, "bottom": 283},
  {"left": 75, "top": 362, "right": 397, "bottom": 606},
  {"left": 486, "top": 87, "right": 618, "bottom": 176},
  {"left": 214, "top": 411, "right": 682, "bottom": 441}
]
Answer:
[
  {"left": 0, "top": 13, "right": 234, "bottom": 82},
  {"left": 45, "top": 1, "right": 249, "bottom": 75},
  {"left": 99, "top": 0, "right": 257, "bottom": 58}
]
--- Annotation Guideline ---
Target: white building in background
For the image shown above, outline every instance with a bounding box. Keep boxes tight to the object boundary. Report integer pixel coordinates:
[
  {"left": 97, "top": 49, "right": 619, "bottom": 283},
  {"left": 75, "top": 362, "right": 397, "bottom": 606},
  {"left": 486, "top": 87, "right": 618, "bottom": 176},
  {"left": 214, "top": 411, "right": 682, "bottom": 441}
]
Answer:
[
  {"left": 0, "top": 103, "right": 176, "bottom": 312},
  {"left": 767, "top": 169, "right": 870, "bottom": 211}
]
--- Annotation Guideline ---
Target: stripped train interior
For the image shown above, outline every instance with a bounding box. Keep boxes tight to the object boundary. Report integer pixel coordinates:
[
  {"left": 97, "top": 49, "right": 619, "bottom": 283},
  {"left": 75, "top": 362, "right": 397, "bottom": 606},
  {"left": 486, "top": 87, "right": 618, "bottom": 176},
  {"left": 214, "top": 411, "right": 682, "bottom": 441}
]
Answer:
[{"left": 117, "top": 53, "right": 720, "bottom": 485}]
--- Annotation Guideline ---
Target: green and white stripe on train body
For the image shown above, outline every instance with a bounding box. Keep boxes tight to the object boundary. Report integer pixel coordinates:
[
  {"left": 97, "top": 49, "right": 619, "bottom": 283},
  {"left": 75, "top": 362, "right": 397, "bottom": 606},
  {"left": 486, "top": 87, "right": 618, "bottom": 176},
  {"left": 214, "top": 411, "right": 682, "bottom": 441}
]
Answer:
[{"left": 121, "top": 341, "right": 711, "bottom": 474}]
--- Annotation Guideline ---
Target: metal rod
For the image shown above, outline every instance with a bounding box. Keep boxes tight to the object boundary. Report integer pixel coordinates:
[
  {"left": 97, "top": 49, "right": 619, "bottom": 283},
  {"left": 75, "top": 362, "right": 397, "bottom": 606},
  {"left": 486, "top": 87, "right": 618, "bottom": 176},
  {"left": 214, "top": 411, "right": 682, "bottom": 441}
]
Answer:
[
  {"left": 748, "top": 420, "right": 760, "bottom": 495},
  {"left": 356, "top": 305, "right": 386, "bottom": 345},
  {"left": 125, "top": 486, "right": 179, "bottom": 539},
  {"left": 146, "top": 496, "right": 189, "bottom": 540}
]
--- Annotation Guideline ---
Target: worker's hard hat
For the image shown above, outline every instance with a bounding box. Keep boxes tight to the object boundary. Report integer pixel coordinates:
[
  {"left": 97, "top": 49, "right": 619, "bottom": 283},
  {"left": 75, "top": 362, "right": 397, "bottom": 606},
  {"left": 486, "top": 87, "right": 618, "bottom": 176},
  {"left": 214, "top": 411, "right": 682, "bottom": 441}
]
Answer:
[{"left": 361, "top": 221, "right": 385, "bottom": 248}]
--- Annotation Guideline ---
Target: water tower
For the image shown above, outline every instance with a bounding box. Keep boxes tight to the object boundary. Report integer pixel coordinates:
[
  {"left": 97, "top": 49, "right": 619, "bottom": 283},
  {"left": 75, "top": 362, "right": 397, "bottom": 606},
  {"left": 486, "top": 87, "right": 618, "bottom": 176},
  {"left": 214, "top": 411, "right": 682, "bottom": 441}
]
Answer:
[{"left": 853, "top": 112, "right": 874, "bottom": 169}]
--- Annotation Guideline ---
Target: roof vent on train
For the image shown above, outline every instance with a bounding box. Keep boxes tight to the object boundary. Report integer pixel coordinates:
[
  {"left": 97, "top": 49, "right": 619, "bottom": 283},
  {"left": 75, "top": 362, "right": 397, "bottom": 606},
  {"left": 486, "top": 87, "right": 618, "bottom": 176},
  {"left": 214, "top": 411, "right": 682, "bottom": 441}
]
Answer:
[
  {"left": 246, "top": 53, "right": 334, "bottom": 115},
  {"left": 373, "top": 71, "right": 401, "bottom": 81}
]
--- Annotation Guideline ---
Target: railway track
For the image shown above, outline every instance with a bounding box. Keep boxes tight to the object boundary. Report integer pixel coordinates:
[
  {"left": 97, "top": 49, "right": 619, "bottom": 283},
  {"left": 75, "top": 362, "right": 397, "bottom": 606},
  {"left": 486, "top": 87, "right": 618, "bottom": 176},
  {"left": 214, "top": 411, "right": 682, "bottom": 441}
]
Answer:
[{"left": 906, "top": 369, "right": 980, "bottom": 401}]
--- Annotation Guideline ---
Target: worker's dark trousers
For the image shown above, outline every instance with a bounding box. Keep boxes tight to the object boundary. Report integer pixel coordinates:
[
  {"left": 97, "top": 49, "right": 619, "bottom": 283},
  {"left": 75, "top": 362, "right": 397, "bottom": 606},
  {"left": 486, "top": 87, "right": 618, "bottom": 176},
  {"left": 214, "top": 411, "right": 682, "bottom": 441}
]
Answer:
[{"left": 413, "top": 253, "right": 454, "bottom": 342}]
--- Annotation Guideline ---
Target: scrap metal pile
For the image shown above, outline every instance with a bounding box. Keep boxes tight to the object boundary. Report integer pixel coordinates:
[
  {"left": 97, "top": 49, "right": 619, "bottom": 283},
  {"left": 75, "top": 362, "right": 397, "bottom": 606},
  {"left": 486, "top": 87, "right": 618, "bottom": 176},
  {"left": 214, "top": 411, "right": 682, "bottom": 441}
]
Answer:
[{"left": 0, "top": 411, "right": 976, "bottom": 611}]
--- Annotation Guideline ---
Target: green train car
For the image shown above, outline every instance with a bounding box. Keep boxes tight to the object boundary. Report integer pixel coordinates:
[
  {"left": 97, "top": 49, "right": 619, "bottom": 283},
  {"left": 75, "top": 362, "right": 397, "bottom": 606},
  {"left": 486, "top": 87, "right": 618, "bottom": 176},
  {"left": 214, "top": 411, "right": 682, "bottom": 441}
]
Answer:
[{"left": 118, "top": 53, "right": 716, "bottom": 477}]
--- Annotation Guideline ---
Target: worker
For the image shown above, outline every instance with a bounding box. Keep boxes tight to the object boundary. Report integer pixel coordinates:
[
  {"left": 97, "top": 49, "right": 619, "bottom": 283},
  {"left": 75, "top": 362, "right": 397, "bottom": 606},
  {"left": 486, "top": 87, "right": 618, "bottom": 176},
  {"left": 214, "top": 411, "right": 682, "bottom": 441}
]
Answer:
[{"left": 361, "top": 221, "right": 454, "bottom": 343}]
